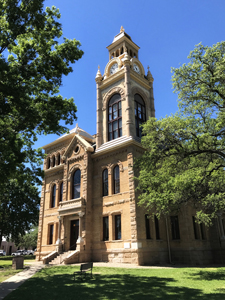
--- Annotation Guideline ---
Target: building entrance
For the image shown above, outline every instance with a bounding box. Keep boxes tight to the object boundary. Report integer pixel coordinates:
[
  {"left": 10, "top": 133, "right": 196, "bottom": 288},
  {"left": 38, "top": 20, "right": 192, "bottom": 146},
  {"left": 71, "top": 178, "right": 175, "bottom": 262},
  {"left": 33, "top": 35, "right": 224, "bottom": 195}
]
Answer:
[{"left": 70, "top": 219, "right": 79, "bottom": 250}]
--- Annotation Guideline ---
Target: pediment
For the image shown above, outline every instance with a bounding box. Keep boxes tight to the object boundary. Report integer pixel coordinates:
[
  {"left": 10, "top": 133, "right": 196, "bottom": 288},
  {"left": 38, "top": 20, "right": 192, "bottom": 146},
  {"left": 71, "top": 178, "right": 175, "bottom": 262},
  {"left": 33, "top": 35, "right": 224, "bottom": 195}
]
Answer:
[{"left": 62, "top": 134, "right": 94, "bottom": 160}]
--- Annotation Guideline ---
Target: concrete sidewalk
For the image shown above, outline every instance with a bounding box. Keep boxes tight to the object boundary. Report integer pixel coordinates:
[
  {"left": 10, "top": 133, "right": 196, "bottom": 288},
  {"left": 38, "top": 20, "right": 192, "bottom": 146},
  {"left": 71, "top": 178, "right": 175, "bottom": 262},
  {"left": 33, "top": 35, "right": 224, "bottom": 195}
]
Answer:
[{"left": 0, "top": 262, "right": 45, "bottom": 300}]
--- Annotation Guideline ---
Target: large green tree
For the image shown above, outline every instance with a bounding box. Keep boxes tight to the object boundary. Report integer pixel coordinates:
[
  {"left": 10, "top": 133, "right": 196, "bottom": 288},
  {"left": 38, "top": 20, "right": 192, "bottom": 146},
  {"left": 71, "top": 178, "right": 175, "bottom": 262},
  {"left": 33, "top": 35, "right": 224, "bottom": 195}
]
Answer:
[
  {"left": 0, "top": 0, "right": 83, "bottom": 244},
  {"left": 16, "top": 226, "right": 38, "bottom": 250},
  {"left": 136, "top": 42, "right": 225, "bottom": 225}
]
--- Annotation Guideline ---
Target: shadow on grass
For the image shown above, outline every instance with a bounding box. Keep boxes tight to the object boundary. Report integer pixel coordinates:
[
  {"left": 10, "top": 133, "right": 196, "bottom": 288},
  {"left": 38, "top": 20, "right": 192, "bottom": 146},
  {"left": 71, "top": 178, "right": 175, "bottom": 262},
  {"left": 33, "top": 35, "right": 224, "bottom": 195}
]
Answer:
[
  {"left": 3, "top": 267, "right": 225, "bottom": 300},
  {"left": 188, "top": 269, "right": 225, "bottom": 281}
]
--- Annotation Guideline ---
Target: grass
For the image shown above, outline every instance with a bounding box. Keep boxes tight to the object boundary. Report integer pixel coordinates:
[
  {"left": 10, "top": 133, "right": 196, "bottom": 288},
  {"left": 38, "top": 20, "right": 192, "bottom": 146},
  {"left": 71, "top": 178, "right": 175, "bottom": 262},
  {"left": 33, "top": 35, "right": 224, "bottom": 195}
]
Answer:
[
  {"left": 0, "top": 257, "right": 36, "bottom": 283},
  {"left": 3, "top": 265, "right": 225, "bottom": 300}
]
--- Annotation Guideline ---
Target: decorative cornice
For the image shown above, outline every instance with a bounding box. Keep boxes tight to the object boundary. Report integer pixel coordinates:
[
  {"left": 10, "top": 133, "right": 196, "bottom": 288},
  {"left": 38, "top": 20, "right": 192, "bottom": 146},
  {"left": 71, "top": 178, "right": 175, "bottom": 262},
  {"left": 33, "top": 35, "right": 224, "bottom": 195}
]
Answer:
[
  {"left": 68, "top": 153, "right": 84, "bottom": 164},
  {"left": 130, "top": 72, "right": 150, "bottom": 90},
  {"left": 45, "top": 169, "right": 64, "bottom": 179},
  {"left": 68, "top": 163, "right": 83, "bottom": 180},
  {"left": 100, "top": 70, "right": 125, "bottom": 90}
]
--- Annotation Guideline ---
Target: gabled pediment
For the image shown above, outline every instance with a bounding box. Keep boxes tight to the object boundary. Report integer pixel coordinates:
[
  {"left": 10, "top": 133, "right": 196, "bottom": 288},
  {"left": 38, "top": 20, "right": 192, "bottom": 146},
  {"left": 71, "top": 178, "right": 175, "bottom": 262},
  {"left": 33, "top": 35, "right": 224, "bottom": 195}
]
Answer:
[{"left": 62, "top": 134, "right": 94, "bottom": 160}]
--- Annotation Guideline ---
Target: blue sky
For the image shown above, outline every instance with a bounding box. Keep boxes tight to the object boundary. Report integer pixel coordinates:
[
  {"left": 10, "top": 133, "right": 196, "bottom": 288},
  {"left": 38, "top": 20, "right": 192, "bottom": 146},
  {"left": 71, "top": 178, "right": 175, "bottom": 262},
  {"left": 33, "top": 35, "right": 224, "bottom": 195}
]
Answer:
[{"left": 37, "top": 0, "right": 225, "bottom": 148}]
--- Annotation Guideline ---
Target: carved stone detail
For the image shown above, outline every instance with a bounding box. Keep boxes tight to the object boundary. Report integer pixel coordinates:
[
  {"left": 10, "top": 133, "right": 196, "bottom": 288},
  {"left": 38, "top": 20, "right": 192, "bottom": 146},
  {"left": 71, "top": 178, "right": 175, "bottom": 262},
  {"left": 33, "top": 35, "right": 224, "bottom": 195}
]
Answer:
[
  {"left": 68, "top": 163, "right": 82, "bottom": 180},
  {"left": 102, "top": 87, "right": 125, "bottom": 110},
  {"left": 131, "top": 86, "right": 149, "bottom": 108}
]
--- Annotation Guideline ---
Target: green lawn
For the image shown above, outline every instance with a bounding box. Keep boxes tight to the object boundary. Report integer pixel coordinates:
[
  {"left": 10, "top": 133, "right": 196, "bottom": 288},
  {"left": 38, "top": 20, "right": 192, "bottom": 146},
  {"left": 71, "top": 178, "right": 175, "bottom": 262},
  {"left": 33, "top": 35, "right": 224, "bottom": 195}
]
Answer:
[
  {"left": 0, "top": 257, "right": 36, "bottom": 283},
  {"left": 3, "top": 265, "right": 225, "bottom": 300}
]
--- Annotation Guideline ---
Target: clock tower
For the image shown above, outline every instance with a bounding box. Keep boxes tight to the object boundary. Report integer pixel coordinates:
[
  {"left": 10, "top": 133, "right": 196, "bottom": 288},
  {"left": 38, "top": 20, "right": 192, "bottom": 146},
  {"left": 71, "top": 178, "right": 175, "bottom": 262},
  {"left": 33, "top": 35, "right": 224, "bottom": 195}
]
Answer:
[{"left": 95, "top": 26, "right": 155, "bottom": 149}]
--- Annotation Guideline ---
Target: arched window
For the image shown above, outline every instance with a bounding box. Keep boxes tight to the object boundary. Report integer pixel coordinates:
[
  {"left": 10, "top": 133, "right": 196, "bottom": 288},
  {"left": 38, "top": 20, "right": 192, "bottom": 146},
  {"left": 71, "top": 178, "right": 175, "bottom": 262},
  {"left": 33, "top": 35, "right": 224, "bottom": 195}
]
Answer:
[
  {"left": 47, "top": 157, "right": 50, "bottom": 169},
  {"left": 108, "top": 93, "right": 122, "bottom": 141},
  {"left": 57, "top": 153, "right": 61, "bottom": 165},
  {"left": 113, "top": 165, "right": 120, "bottom": 194},
  {"left": 134, "top": 94, "right": 146, "bottom": 137},
  {"left": 102, "top": 169, "right": 108, "bottom": 196},
  {"left": 51, "top": 184, "right": 56, "bottom": 208},
  {"left": 59, "top": 182, "right": 63, "bottom": 202},
  {"left": 52, "top": 155, "right": 55, "bottom": 167},
  {"left": 72, "top": 169, "right": 81, "bottom": 199}
]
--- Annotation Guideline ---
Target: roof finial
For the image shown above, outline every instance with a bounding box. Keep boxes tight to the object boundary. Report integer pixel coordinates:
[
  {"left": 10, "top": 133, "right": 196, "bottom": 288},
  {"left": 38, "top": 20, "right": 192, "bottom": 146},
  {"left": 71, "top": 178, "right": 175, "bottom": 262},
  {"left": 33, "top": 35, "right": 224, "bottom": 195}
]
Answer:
[
  {"left": 120, "top": 26, "right": 125, "bottom": 33},
  {"left": 147, "top": 65, "right": 154, "bottom": 82},
  {"left": 95, "top": 65, "right": 102, "bottom": 82}
]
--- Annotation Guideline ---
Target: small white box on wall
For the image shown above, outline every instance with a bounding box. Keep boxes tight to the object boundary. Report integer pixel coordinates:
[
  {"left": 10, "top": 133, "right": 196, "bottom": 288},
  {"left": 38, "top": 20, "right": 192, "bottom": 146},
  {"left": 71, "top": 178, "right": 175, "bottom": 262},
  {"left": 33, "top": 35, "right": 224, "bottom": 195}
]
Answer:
[{"left": 124, "top": 242, "right": 130, "bottom": 249}]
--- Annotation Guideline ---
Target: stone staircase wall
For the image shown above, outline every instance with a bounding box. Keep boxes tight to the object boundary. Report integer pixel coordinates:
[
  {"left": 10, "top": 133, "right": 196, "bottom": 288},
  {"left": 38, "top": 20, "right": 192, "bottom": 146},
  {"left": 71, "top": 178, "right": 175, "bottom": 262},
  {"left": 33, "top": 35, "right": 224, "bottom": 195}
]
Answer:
[{"left": 49, "top": 250, "right": 80, "bottom": 265}]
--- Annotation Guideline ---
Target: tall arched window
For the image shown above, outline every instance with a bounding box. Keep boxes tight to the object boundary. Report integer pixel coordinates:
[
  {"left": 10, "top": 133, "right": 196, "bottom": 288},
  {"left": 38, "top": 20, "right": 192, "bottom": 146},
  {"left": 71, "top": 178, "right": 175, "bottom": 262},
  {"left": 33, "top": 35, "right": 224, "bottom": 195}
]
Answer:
[
  {"left": 102, "top": 169, "right": 108, "bottom": 196},
  {"left": 108, "top": 93, "right": 122, "bottom": 141},
  {"left": 72, "top": 169, "right": 81, "bottom": 199},
  {"left": 57, "top": 153, "right": 61, "bottom": 165},
  {"left": 52, "top": 155, "right": 55, "bottom": 167},
  {"left": 59, "top": 182, "right": 63, "bottom": 202},
  {"left": 51, "top": 184, "right": 56, "bottom": 208},
  {"left": 47, "top": 157, "right": 50, "bottom": 169},
  {"left": 113, "top": 165, "right": 120, "bottom": 194},
  {"left": 134, "top": 94, "right": 146, "bottom": 137}
]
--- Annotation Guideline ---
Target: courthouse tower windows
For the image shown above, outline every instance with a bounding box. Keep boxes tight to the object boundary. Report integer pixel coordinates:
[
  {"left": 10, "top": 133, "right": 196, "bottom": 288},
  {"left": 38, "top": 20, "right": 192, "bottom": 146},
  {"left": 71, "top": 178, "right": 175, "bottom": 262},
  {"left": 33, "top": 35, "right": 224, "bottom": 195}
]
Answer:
[
  {"left": 52, "top": 155, "right": 55, "bottom": 167},
  {"left": 102, "top": 169, "right": 108, "bottom": 196},
  {"left": 115, "top": 215, "right": 121, "bottom": 240},
  {"left": 145, "top": 214, "right": 151, "bottom": 239},
  {"left": 48, "top": 224, "right": 54, "bottom": 245},
  {"left": 51, "top": 184, "right": 56, "bottom": 208},
  {"left": 72, "top": 169, "right": 81, "bottom": 199},
  {"left": 59, "top": 182, "right": 63, "bottom": 202},
  {"left": 108, "top": 93, "right": 122, "bottom": 141},
  {"left": 103, "top": 216, "right": 109, "bottom": 241},
  {"left": 154, "top": 216, "right": 160, "bottom": 240},
  {"left": 134, "top": 94, "right": 146, "bottom": 138},
  {"left": 57, "top": 153, "right": 61, "bottom": 165},
  {"left": 46, "top": 157, "right": 50, "bottom": 169},
  {"left": 170, "top": 216, "right": 180, "bottom": 240},
  {"left": 113, "top": 165, "right": 120, "bottom": 194}
]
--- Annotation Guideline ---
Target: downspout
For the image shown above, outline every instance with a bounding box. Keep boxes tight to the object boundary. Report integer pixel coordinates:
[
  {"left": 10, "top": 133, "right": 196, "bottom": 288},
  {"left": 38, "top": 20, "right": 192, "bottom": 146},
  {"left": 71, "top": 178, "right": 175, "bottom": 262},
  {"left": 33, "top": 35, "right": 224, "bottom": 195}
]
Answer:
[{"left": 165, "top": 216, "right": 172, "bottom": 264}]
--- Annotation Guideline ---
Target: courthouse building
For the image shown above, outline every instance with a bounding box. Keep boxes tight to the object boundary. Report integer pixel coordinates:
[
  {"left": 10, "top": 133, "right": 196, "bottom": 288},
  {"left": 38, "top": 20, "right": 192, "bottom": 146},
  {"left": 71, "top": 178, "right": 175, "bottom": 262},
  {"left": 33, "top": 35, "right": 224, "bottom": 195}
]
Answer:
[{"left": 36, "top": 28, "right": 225, "bottom": 265}]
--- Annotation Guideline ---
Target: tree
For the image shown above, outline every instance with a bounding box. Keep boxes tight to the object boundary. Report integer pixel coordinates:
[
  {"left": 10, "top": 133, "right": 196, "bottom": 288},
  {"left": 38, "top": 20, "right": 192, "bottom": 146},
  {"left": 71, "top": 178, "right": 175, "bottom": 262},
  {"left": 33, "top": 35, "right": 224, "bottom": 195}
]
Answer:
[
  {"left": 16, "top": 226, "right": 38, "bottom": 250},
  {"left": 0, "top": 0, "right": 83, "bottom": 245},
  {"left": 136, "top": 42, "right": 225, "bottom": 225}
]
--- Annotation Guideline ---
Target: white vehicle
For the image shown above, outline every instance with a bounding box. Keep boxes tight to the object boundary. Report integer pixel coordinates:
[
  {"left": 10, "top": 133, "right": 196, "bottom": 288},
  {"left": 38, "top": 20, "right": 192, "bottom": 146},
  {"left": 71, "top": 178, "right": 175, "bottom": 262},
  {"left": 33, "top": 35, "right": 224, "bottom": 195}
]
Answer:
[
  {"left": 0, "top": 250, "right": 6, "bottom": 256},
  {"left": 11, "top": 250, "right": 24, "bottom": 256}
]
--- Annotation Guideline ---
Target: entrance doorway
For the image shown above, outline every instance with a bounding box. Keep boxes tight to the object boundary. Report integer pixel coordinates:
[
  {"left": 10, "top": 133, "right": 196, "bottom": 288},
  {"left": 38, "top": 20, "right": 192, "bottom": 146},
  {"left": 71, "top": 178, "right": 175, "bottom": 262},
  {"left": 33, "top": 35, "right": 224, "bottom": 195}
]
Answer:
[{"left": 70, "top": 220, "right": 79, "bottom": 250}]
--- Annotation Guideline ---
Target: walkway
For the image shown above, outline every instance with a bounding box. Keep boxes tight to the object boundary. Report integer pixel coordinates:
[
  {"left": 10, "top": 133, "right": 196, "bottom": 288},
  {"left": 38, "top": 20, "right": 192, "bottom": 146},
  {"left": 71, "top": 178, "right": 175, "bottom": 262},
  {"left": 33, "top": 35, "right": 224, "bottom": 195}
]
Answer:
[{"left": 0, "top": 262, "right": 45, "bottom": 300}]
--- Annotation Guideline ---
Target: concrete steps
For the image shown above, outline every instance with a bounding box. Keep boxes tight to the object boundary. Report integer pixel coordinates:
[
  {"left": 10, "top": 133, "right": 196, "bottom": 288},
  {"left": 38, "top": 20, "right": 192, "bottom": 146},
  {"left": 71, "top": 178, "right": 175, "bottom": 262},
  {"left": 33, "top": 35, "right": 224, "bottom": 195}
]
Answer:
[{"left": 49, "top": 251, "right": 75, "bottom": 265}]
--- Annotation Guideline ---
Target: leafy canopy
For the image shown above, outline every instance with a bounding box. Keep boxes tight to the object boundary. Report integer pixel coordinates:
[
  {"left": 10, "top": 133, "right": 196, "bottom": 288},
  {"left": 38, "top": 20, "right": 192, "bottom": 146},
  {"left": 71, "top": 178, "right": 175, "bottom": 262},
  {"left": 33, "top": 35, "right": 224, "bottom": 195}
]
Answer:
[
  {"left": 0, "top": 0, "right": 83, "bottom": 244},
  {"left": 136, "top": 42, "right": 225, "bottom": 225}
]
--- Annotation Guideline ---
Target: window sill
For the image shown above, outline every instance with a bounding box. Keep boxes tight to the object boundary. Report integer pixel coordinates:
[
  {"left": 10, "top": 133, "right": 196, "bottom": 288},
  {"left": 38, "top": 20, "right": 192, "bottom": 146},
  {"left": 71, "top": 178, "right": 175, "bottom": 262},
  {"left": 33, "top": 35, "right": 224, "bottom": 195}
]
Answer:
[{"left": 101, "top": 240, "right": 124, "bottom": 243}]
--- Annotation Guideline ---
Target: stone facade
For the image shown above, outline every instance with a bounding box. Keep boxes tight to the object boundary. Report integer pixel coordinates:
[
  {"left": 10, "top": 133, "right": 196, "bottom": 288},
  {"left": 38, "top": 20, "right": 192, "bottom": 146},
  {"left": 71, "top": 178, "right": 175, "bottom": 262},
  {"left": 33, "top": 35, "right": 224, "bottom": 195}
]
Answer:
[{"left": 36, "top": 28, "right": 225, "bottom": 265}]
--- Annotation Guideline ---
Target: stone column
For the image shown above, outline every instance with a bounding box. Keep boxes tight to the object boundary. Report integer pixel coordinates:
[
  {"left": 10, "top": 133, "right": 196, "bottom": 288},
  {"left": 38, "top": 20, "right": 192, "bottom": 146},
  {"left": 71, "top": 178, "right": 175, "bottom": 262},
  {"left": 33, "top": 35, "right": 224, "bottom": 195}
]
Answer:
[
  {"left": 124, "top": 51, "right": 132, "bottom": 137},
  {"left": 76, "top": 212, "right": 85, "bottom": 251},
  {"left": 36, "top": 178, "right": 46, "bottom": 261},
  {"left": 56, "top": 216, "right": 63, "bottom": 253},
  {"left": 95, "top": 66, "right": 103, "bottom": 149}
]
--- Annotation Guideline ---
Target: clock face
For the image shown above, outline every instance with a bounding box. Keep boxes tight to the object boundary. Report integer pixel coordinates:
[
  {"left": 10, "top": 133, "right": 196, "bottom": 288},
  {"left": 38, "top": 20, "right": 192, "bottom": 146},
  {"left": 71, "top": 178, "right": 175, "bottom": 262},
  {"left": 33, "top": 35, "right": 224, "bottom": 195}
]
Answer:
[
  {"left": 133, "top": 63, "right": 140, "bottom": 74},
  {"left": 110, "top": 63, "right": 118, "bottom": 75}
]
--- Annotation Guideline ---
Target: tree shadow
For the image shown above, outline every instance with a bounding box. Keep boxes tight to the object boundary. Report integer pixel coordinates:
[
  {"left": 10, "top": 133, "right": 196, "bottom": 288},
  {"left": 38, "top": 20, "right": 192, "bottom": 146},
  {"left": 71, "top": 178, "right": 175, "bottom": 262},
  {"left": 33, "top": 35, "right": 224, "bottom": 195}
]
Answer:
[
  {"left": 187, "top": 269, "right": 225, "bottom": 281},
  {"left": 3, "top": 267, "right": 225, "bottom": 300}
]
